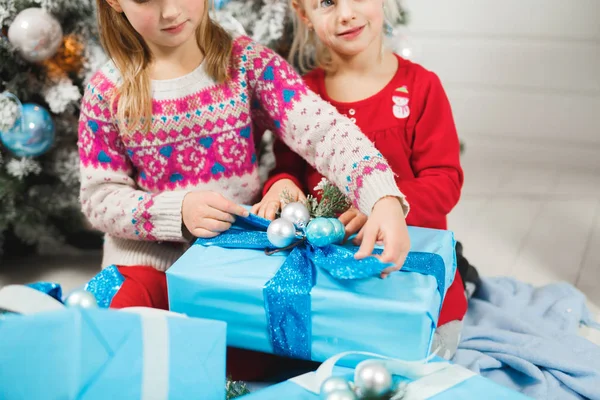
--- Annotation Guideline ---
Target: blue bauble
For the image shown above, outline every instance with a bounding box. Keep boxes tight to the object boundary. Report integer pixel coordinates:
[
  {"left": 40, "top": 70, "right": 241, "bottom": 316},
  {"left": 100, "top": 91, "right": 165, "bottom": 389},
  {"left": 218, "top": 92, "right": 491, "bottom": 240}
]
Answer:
[
  {"left": 0, "top": 103, "right": 55, "bottom": 157},
  {"left": 267, "top": 218, "right": 297, "bottom": 248},
  {"left": 328, "top": 218, "right": 346, "bottom": 244},
  {"left": 306, "top": 217, "right": 335, "bottom": 247}
]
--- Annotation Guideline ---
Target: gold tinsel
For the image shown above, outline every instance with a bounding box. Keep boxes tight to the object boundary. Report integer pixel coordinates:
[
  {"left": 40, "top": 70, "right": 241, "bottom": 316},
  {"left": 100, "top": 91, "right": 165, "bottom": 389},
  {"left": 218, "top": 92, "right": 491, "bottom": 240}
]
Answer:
[{"left": 43, "top": 34, "right": 85, "bottom": 80}]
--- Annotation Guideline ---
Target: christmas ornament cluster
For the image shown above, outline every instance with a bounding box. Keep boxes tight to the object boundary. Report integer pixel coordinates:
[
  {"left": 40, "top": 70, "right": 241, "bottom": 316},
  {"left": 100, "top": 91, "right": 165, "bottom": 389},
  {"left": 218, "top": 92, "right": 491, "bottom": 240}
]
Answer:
[
  {"left": 267, "top": 201, "right": 346, "bottom": 249},
  {"left": 319, "top": 360, "right": 407, "bottom": 400}
]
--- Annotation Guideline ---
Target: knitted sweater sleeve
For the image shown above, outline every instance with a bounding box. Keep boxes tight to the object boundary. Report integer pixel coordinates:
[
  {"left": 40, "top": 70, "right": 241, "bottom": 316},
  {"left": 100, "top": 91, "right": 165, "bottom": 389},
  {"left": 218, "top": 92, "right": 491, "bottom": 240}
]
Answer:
[
  {"left": 246, "top": 43, "right": 409, "bottom": 216},
  {"left": 77, "top": 73, "right": 187, "bottom": 242}
]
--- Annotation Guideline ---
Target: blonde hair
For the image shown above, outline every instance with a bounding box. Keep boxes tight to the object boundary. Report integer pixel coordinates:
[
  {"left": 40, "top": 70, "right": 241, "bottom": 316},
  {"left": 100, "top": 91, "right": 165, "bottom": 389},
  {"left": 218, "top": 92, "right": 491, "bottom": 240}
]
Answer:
[
  {"left": 96, "top": 0, "right": 233, "bottom": 134},
  {"left": 288, "top": 0, "right": 403, "bottom": 73}
]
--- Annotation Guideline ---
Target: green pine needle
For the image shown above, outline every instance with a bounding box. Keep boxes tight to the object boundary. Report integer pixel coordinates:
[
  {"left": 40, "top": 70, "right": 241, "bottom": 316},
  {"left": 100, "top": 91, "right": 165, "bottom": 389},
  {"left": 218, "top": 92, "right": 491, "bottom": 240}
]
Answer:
[
  {"left": 226, "top": 379, "right": 251, "bottom": 399},
  {"left": 280, "top": 180, "right": 351, "bottom": 219}
]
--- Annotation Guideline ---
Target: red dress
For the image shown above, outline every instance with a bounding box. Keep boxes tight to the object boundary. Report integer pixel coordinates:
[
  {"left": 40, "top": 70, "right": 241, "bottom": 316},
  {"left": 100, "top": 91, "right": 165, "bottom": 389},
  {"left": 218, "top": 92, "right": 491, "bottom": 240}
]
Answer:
[{"left": 264, "top": 54, "right": 467, "bottom": 326}]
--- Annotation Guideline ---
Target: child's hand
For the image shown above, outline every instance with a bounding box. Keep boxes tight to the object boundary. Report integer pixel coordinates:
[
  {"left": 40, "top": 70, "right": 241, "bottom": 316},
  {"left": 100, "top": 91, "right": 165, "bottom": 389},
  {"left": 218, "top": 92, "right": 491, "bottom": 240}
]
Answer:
[
  {"left": 182, "top": 191, "right": 249, "bottom": 238},
  {"left": 338, "top": 207, "right": 368, "bottom": 242},
  {"left": 353, "top": 197, "right": 410, "bottom": 279},
  {"left": 251, "top": 179, "right": 306, "bottom": 220}
]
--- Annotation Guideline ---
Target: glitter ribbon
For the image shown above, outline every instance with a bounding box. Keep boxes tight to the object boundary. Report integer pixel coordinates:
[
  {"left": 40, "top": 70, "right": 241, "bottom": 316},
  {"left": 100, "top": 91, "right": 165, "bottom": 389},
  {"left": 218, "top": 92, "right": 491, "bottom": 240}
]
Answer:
[
  {"left": 195, "top": 214, "right": 448, "bottom": 360},
  {"left": 26, "top": 282, "right": 63, "bottom": 302},
  {"left": 84, "top": 265, "right": 125, "bottom": 308}
]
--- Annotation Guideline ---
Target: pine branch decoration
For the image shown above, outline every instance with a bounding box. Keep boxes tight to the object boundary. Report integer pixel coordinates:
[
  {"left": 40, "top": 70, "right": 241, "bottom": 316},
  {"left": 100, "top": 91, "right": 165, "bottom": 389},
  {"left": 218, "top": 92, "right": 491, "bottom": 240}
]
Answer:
[
  {"left": 226, "top": 379, "right": 251, "bottom": 399},
  {"left": 280, "top": 178, "right": 351, "bottom": 218}
]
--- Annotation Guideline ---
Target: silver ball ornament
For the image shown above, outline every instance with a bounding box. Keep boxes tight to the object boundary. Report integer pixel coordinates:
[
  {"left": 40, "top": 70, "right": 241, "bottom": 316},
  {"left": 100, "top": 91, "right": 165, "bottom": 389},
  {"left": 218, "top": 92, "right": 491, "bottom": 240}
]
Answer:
[
  {"left": 354, "top": 361, "right": 393, "bottom": 397},
  {"left": 320, "top": 376, "right": 352, "bottom": 399},
  {"left": 266, "top": 218, "right": 297, "bottom": 248},
  {"left": 280, "top": 202, "right": 311, "bottom": 228},
  {"left": 65, "top": 290, "right": 98, "bottom": 309},
  {"left": 8, "top": 8, "right": 63, "bottom": 62},
  {"left": 322, "top": 389, "right": 357, "bottom": 400},
  {"left": 327, "top": 218, "right": 346, "bottom": 244}
]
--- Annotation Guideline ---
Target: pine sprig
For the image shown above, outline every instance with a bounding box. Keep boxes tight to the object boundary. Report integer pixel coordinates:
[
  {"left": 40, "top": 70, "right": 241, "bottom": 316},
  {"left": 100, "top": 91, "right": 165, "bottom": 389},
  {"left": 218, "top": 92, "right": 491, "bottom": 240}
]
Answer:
[
  {"left": 312, "top": 179, "right": 352, "bottom": 217},
  {"left": 280, "top": 178, "right": 351, "bottom": 219},
  {"left": 226, "top": 379, "right": 251, "bottom": 399}
]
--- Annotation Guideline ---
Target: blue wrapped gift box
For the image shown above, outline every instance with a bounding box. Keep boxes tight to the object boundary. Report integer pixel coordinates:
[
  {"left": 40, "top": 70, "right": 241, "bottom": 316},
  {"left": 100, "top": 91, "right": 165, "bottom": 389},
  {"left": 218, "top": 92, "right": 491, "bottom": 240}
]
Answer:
[
  {"left": 240, "top": 355, "right": 532, "bottom": 400},
  {"left": 167, "top": 213, "right": 457, "bottom": 364},
  {"left": 0, "top": 306, "right": 226, "bottom": 400}
]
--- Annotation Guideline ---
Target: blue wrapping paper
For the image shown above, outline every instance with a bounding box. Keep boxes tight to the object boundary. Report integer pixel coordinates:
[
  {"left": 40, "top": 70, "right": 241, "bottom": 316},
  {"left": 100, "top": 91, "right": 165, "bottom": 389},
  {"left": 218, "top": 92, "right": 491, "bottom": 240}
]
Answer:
[
  {"left": 167, "top": 214, "right": 457, "bottom": 364},
  {"left": 0, "top": 308, "right": 226, "bottom": 400},
  {"left": 240, "top": 360, "right": 531, "bottom": 400}
]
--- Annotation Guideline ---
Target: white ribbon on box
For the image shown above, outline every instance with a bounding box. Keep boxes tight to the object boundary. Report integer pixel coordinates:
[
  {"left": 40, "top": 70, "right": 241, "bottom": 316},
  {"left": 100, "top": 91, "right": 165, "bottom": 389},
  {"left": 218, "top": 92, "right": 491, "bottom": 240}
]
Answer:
[
  {"left": 290, "top": 351, "right": 476, "bottom": 400},
  {"left": 0, "top": 285, "right": 180, "bottom": 400}
]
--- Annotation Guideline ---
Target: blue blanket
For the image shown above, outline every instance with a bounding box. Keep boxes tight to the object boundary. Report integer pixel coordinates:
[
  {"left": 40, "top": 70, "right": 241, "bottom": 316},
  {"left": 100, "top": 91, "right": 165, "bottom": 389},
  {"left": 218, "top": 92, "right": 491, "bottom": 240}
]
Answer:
[{"left": 453, "top": 277, "right": 600, "bottom": 400}]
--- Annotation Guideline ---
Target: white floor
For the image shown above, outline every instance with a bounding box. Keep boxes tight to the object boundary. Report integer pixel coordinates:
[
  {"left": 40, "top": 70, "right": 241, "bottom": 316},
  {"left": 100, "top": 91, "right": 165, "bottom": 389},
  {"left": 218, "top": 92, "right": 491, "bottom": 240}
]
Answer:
[
  {"left": 449, "top": 151, "right": 600, "bottom": 343},
  {"left": 1, "top": 151, "right": 599, "bottom": 342}
]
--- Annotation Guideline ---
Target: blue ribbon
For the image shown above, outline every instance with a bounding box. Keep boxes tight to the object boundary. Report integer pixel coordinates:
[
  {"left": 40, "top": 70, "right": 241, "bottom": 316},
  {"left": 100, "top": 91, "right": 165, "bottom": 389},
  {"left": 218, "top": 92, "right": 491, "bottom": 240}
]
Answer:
[
  {"left": 85, "top": 265, "right": 125, "bottom": 308},
  {"left": 26, "top": 282, "right": 63, "bottom": 303},
  {"left": 195, "top": 214, "right": 447, "bottom": 360}
]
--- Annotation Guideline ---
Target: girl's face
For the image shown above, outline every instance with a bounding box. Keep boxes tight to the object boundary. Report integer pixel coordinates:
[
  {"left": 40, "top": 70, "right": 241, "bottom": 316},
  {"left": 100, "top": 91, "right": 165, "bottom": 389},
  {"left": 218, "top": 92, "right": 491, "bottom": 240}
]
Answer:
[
  {"left": 106, "top": 0, "right": 204, "bottom": 52},
  {"left": 297, "top": 0, "right": 386, "bottom": 58}
]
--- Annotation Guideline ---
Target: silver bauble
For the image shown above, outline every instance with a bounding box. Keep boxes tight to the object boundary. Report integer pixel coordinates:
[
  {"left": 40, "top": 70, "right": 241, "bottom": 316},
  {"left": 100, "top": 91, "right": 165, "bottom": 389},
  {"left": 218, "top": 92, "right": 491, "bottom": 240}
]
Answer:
[
  {"left": 64, "top": 290, "right": 98, "bottom": 309},
  {"left": 320, "top": 376, "right": 352, "bottom": 399},
  {"left": 8, "top": 8, "right": 63, "bottom": 62},
  {"left": 280, "top": 202, "right": 311, "bottom": 228},
  {"left": 354, "top": 361, "right": 393, "bottom": 397},
  {"left": 322, "top": 389, "right": 357, "bottom": 400},
  {"left": 266, "top": 218, "right": 296, "bottom": 248}
]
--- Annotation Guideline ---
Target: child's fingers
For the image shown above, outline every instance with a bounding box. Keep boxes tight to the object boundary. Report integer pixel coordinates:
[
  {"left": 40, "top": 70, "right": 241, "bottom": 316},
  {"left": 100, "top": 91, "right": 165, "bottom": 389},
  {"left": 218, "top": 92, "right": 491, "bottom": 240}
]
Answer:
[
  {"left": 202, "top": 219, "right": 232, "bottom": 233},
  {"left": 206, "top": 207, "right": 236, "bottom": 223},
  {"left": 250, "top": 202, "right": 261, "bottom": 215},
  {"left": 209, "top": 194, "right": 249, "bottom": 217},
  {"left": 351, "top": 227, "right": 365, "bottom": 245},
  {"left": 354, "top": 225, "right": 377, "bottom": 260},
  {"left": 256, "top": 203, "right": 268, "bottom": 219},
  {"left": 191, "top": 227, "right": 219, "bottom": 238},
  {"left": 338, "top": 210, "right": 355, "bottom": 225},
  {"left": 265, "top": 201, "right": 280, "bottom": 221},
  {"left": 344, "top": 216, "right": 365, "bottom": 240}
]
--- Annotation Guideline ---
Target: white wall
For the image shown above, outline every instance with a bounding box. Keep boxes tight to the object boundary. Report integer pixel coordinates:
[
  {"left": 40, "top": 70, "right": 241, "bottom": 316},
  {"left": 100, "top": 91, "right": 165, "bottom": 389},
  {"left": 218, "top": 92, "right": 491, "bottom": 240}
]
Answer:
[{"left": 402, "top": 0, "right": 600, "bottom": 168}]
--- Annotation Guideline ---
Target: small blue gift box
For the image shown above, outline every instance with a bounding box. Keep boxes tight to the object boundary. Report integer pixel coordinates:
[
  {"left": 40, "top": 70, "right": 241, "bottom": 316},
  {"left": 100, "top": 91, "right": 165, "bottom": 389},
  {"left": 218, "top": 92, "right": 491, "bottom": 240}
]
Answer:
[
  {"left": 240, "top": 353, "right": 532, "bottom": 400},
  {"left": 0, "top": 299, "right": 226, "bottom": 400},
  {"left": 167, "top": 213, "right": 456, "bottom": 364}
]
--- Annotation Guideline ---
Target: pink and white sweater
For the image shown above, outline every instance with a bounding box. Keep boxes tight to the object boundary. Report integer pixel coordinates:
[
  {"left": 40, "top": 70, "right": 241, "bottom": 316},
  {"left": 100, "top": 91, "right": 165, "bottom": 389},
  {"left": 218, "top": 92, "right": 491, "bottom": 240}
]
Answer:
[{"left": 78, "top": 36, "right": 407, "bottom": 271}]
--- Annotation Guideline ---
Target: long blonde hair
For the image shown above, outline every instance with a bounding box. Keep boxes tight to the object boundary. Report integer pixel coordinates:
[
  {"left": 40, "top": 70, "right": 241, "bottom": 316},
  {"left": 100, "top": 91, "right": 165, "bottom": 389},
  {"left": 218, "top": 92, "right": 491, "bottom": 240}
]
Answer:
[
  {"left": 288, "top": 0, "right": 403, "bottom": 74},
  {"left": 96, "top": 0, "right": 233, "bottom": 134}
]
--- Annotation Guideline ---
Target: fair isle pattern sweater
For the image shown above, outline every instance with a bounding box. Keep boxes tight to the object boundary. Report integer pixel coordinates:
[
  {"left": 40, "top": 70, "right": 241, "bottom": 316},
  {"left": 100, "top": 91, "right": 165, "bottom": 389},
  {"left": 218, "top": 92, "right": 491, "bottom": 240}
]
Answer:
[{"left": 78, "top": 36, "right": 407, "bottom": 271}]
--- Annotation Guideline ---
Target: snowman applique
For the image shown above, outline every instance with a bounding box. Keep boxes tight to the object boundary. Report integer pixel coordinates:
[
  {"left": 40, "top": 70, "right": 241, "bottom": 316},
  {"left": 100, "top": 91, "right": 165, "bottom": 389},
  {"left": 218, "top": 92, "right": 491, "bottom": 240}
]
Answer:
[{"left": 392, "top": 86, "right": 410, "bottom": 119}]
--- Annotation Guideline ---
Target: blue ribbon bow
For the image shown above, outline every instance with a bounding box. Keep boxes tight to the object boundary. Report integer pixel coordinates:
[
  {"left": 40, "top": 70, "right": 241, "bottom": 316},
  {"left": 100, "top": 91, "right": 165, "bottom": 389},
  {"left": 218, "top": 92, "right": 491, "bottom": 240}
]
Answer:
[{"left": 195, "top": 214, "right": 448, "bottom": 360}]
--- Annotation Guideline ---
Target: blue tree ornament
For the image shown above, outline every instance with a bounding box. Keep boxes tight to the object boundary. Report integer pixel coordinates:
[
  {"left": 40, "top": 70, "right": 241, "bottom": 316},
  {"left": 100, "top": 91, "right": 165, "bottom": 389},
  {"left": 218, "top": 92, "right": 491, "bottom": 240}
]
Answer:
[
  {"left": 0, "top": 93, "right": 55, "bottom": 158},
  {"left": 306, "top": 217, "right": 336, "bottom": 247},
  {"left": 327, "top": 218, "right": 346, "bottom": 244}
]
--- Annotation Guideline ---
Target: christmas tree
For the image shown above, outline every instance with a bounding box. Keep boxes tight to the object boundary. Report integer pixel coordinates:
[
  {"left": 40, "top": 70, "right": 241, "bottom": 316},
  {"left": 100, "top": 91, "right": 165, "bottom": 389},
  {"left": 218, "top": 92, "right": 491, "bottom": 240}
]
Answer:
[
  {"left": 0, "top": 0, "right": 407, "bottom": 259},
  {"left": 0, "top": 0, "right": 107, "bottom": 257}
]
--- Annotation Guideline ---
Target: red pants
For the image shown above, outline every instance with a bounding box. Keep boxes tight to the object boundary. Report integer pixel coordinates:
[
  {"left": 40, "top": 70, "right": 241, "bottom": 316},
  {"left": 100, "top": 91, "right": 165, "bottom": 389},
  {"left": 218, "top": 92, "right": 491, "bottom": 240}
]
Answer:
[{"left": 110, "top": 265, "right": 315, "bottom": 381}]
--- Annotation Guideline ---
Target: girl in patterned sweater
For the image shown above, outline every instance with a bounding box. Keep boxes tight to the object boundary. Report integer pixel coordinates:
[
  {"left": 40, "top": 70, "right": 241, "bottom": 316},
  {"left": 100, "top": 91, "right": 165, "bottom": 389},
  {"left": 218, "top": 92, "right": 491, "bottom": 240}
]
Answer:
[
  {"left": 254, "top": 0, "right": 471, "bottom": 358},
  {"left": 81, "top": 0, "right": 410, "bottom": 340}
]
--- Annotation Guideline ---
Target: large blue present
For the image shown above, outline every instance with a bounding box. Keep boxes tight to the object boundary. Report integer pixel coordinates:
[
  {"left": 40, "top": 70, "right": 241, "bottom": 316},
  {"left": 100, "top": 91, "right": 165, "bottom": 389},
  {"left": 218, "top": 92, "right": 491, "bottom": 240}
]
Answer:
[
  {"left": 241, "top": 352, "right": 532, "bottom": 400},
  {"left": 167, "top": 213, "right": 456, "bottom": 364},
  {"left": 0, "top": 285, "right": 226, "bottom": 400}
]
